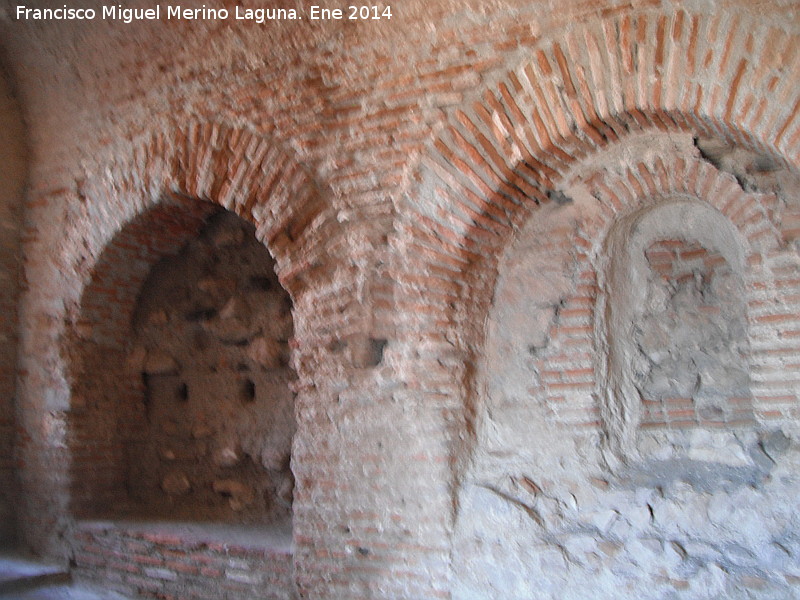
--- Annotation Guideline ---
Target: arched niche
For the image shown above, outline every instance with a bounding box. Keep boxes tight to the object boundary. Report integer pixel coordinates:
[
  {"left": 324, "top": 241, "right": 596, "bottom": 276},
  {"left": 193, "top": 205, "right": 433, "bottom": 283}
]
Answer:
[
  {"left": 450, "top": 171, "right": 800, "bottom": 600},
  {"left": 598, "top": 198, "right": 753, "bottom": 459},
  {"left": 68, "top": 195, "right": 296, "bottom": 532}
]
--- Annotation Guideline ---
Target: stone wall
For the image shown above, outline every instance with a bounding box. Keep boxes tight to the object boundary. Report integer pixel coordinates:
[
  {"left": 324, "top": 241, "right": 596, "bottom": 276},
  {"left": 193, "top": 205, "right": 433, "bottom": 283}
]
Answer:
[
  {"left": 72, "top": 521, "right": 293, "bottom": 600},
  {"left": 127, "top": 210, "right": 295, "bottom": 524},
  {"left": 637, "top": 238, "right": 752, "bottom": 427},
  {"left": 68, "top": 197, "right": 222, "bottom": 519}
]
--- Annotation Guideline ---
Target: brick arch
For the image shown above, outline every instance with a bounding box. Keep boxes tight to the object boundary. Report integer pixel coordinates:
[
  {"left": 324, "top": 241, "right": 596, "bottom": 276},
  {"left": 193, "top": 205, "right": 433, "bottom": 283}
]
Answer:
[
  {"left": 54, "top": 122, "right": 338, "bottom": 550},
  {"left": 62, "top": 121, "right": 335, "bottom": 380},
  {"left": 598, "top": 197, "right": 755, "bottom": 457},
  {"left": 399, "top": 9, "right": 799, "bottom": 310},
  {"left": 393, "top": 10, "right": 800, "bottom": 549},
  {"left": 469, "top": 146, "right": 791, "bottom": 441},
  {"left": 65, "top": 122, "right": 331, "bottom": 307},
  {"left": 581, "top": 153, "right": 796, "bottom": 446},
  {"left": 448, "top": 137, "right": 800, "bottom": 594},
  {"left": 16, "top": 123, "right": 318, "bottom": 555},
  {"left": 571, "top": 152, "right": 784, "bottom": 253},
  {"left": 396, "top": 9, "right": 800, "bottom": 383}
]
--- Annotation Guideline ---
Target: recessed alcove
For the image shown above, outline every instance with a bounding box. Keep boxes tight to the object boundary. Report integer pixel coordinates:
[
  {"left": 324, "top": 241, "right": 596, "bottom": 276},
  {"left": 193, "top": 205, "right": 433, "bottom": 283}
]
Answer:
[
  {"left": 68, "top": 197, "right": 296, "bottom": 534},
  {"left": 636, "top": 238, "right": 753, "bottom": 427},
  {"left": 451, "top": 165, "right": 800, "bottom": 600},
  {"left": 598, "top": 197, "right": 754, "bottom": 457}
]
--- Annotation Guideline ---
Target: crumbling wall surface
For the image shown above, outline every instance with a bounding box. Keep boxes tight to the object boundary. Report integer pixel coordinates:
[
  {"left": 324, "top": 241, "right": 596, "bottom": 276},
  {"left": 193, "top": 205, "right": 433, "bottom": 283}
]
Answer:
[
  {"left": 68, "top": 198, "right": 223, "bottom": 520},
  {"left": 128, "top": 210, "right": 295, "bottom": 523},
  {"left": 451, "top": 133, "right": 800, "bottom": 599},
  {"left": 67, "top": 196, "right": 300, "bottom": 600},
  {"left": 599, "top": 197, "right": 758, "bottom": 454},
  {"left": 0, "top": 67, "right": 26, "bottom": 547},
  {"left": 636, "top": 238, "right": 751, "bottom": 424}
]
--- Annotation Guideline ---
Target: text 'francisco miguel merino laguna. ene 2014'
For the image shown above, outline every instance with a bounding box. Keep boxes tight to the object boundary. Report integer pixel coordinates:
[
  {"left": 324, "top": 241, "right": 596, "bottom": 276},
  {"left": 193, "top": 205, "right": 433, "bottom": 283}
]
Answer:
[{"left": 15, "top": 4, "right": 394, "bottom": 22}]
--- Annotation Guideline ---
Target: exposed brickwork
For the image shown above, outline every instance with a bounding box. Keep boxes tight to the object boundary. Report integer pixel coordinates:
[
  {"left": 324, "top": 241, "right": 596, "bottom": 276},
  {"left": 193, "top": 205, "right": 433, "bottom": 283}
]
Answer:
[
  {"left": 0, "top": 2, "right": 798, "bottom": 599},
  {"left": 637, "top": 239, "right": 755, "bottom": 429},
  {"left": 500, "top": 156, "right": 791, "bottom": 436},
  {"left": 404, "top": 10, "right": 800, "bottom": 347},
  {"left": 68, "top": 197, "right": 222, "bottom": 519},
  {"left": 72, "top": 522, "right": 293, "bottom": 600},
  {"left": 583, "top": 157, "right": 798, "bottom": 430},
  {"left": 644, "top": 240, "right": 722, "bottom": 281},
  {"left": 393, "top": 20, "right": 800, "bottom": 556}
]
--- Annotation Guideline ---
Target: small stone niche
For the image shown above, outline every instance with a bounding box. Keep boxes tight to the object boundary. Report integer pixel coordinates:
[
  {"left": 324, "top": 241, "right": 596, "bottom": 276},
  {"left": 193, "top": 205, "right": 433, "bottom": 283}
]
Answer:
[
  {"left": 126, "top": 211, "right": 296, "bottom": 525},
  {"left": 599, "top": 199, "right": 755, "bottom": 458},
  {"left": 635, "top": 239, "right": 753, "bottom": 427}
]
